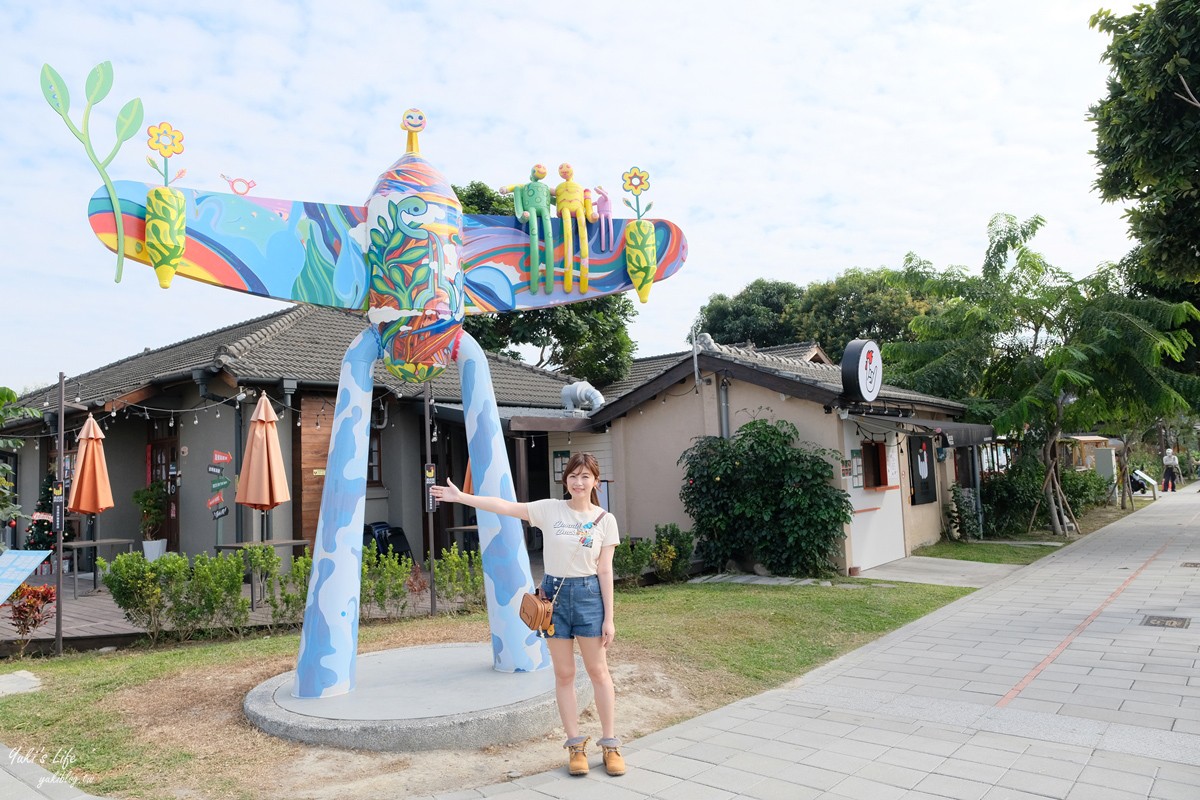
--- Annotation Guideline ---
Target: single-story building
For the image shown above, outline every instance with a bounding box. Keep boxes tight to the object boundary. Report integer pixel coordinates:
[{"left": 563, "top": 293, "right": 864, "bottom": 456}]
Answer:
[{"left": 3, "top": 309, "right": 991, "bottom": 574}]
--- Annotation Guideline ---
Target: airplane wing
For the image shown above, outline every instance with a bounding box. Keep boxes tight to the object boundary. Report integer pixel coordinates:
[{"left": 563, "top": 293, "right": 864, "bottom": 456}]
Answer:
[
  {"left": 460, "top": 215, "right": 687, "bottom": 314},
  {"left": 88, "top": 183, "right": 688, "bottom": 314},
  {"left": 88, "top": 181, "right": 370, "bottom": 310}
]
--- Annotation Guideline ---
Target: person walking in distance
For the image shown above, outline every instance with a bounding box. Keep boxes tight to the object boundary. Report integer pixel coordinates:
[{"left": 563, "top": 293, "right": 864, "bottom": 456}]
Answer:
[
  {"left": 430, "top": 452, "right": 625, "bottom": 777},
  {"left": 1163, "top": 448, "right": 1180, "bottom": 492}
]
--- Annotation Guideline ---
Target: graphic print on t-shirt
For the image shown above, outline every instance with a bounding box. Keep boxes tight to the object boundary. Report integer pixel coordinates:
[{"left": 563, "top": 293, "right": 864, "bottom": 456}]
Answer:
[{"left": 553, "top": 518, "right": 598, "bottom": 548}]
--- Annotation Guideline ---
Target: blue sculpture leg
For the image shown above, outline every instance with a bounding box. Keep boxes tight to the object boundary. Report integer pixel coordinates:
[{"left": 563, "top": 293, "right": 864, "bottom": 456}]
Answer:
[
  {"left": 293, "top": 328, "right": 380, "bottom": 698},
  {"left": 457, "top": 332, "right": 550, "bottom": 672}
]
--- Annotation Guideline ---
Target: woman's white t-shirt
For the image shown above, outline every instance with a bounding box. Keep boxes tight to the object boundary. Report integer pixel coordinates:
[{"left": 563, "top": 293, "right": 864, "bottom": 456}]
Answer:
[{"left": 528, "top": 499, "right": 620, "bottom": 578}]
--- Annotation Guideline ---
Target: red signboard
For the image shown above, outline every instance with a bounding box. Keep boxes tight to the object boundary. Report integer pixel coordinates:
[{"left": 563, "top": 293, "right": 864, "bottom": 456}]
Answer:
[
  {"left": 212, "top": 450, "right": 233, "bottom": 465},
  {"left": 207, "top": 491, "right": 224, "bottom": 509}
]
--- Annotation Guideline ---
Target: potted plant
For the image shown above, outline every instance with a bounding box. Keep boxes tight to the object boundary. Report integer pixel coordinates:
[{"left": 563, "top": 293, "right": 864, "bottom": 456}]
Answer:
[{"left": 133, "top": 480, "right": 169, "bottom": 561}]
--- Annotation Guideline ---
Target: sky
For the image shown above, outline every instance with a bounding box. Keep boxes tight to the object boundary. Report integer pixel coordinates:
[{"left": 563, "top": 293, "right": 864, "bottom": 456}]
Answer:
[{"left": 0, "top": 0, "right": 1140, "bottom": 393}]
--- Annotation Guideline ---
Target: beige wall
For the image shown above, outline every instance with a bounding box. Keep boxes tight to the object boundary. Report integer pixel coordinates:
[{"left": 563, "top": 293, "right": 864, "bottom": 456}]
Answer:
[
  {"left": 611, "top": 374, "right": 844, "bottom": 543},
  {"left": 604, "top": 370, "right": 966, "bottom": 573}
]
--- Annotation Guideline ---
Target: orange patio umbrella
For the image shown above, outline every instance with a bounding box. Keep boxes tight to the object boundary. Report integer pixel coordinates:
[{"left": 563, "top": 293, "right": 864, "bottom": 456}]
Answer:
[
  {"left": 67, "top": 414, "right": 114, "bottom": 515},
  {"left": 236, "top": 395, "right": 291, "bottom": 530}
]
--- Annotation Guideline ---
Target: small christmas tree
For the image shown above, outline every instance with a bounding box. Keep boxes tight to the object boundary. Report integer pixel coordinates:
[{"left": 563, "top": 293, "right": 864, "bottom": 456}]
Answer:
[{"left": 25, "top": 473, "right": 74, "bottom": 553}]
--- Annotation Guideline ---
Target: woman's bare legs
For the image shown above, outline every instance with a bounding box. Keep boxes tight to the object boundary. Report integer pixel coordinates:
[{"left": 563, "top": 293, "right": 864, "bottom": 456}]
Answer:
[
  {"left": 548, "top": 636, "right": 616, "bottom": 739},
  {"left": 576, "top": 636, "right": 616, "bottom": 739},
  {"left": 548, "top": 638, "right": 581, "bottom": 737}
]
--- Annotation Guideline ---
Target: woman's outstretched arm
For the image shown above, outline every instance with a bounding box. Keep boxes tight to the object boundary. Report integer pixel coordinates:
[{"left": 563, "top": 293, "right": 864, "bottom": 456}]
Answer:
[{"left": 429, "top": 479, "right": 531, "bottom": 521}]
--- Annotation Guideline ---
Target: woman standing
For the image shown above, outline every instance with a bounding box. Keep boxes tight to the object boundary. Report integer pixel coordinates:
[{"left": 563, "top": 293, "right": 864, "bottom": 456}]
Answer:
[{"left": 429, "top": 452, "right": 624, "bottom": 777}]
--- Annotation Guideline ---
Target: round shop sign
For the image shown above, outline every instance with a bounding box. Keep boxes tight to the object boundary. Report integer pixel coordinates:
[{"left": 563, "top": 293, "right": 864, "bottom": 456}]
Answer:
[{"left": 841, "top": 339, "right": 882, "bottom": 403}]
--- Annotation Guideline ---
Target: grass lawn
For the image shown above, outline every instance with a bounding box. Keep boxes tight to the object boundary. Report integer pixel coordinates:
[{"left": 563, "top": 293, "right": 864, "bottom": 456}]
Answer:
[
  {"left": 0, "top": 581, "right": 971, "bottom": 798},
  {"left": 912, "top": 539, "right": 1060, "bottom": 565},
  {"left": 915, "top": 498, "right": 1147, "bottom": 565}
]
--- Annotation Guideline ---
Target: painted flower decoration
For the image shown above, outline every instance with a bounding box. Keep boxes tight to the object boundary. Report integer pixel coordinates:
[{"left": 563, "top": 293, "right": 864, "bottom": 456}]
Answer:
[
  {"left": 146, "top": 121, "right": 186, "bottom": 186},
  {"left": 621, "top": 166, "right": 654, "bottom": 220},
  {"left": 622, "top": 167, "right": 650, "bottom": 196},
  {"left": 147, "top": 122, "right": 185, "bottom": 157}
]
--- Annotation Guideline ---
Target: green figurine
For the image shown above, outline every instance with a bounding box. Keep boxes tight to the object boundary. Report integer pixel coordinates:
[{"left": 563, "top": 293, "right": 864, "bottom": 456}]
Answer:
[{"left": 499, "top": 164, "right": 556, "bottom": 294}]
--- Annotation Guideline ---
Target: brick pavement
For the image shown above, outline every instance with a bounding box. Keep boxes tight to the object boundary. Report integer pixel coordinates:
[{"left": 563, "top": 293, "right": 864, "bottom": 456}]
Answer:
[{"left": 424, "top": 491, "right": 1200, "bottom": 799}]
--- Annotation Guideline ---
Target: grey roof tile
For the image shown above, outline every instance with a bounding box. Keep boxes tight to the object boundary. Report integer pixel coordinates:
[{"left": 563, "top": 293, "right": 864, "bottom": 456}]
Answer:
[{"left": 16, "top": 306, "right": 572, "bottom": 413}]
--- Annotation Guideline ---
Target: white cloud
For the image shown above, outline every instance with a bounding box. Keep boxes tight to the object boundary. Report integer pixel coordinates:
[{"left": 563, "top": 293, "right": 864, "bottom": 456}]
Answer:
[{"left": 0, "top": 0, "right": 1138, "bottom": 389}]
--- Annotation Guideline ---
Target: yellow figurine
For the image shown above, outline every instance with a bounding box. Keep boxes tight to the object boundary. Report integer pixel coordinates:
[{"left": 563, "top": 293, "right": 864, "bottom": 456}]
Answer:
[{"left": 553, "top": 163, "right": 598, "bottom": 293}]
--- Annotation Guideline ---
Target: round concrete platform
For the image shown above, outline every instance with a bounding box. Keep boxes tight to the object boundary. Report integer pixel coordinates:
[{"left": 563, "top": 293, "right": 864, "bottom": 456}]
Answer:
[{"left": 244, "top": 642, "right": 592, "bottom": 751}]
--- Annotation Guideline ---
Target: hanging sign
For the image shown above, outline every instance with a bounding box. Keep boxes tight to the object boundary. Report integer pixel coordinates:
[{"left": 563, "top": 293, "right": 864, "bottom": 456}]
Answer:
[
  {"left": 52, "top": 480, "right": 65, "bottom": 533},
  {"left": 425, "top": 463, "right": 437, "bottom": 512},
  {"left": 841, "top": 339, "right": 883, "bottom": 403},
  {"left": 207, "top": 465, "right": 224, "bottom": 475},
  {"left": 210, "top": 475, "right": 230, "bottom": 491},
  {"left": 0, "top": 550, "right": 55, "bottom": 605},
  {"left": 207, "top": 492, "right": 224, "bottom": 509},
  {"left": 212, "top": 450, "right": 233, "bottom": 465},
  {"left": 211, "top": 506, "right": 229, "bottom": 520}
]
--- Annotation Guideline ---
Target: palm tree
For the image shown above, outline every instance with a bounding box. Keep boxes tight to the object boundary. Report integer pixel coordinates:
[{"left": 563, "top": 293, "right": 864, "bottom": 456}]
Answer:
[{"left": 889, "top": 214, "right": 1200, "bottom": 533}]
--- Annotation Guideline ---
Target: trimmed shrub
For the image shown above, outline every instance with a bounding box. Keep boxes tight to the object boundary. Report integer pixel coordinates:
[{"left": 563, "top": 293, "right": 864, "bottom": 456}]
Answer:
[{"left": 679, "top": 418, "right": 851, "bottom": 577}]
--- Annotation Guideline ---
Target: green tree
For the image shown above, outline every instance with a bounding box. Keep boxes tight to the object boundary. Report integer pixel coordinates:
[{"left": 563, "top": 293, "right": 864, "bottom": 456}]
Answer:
[
  {"left": 783, "top": 268, "right": 936, "bottom": 361},
  {"left": 889, "top": 213, "right": 1200, "bottom": 534},
  {"left": 1, "top": 387, "right": 39, "bottom": 525},
  {"left": 1090, "top": 2, "right": 1200, "bottom": 281},
  {"left": 454, "top": 181, "right": 636, "bottom": 384},
  {"left": 693, "top": 278, "right": 805, "bottom": 347}
]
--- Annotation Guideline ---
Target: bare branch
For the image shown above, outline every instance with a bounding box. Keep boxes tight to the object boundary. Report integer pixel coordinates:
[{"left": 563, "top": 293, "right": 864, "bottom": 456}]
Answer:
[{"left": 1174, "top": 75, "right": 1200, "bottom": 109}]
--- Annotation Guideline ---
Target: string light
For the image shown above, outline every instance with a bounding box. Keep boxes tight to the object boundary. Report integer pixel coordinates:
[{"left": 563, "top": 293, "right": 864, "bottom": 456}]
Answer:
[
  {"left": 215, "top": 408, "right": 220, "bottom": 418},
  {"left": 193, "top": 414, "right": 199, "bottom": 425},
  {"left": 168, "top": 415, "right": 175, "bottom": 428}
]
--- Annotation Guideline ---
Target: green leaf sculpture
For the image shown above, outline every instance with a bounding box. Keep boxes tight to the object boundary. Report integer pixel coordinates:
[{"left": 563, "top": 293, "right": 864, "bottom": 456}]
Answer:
[{"left": 41, "top": 61, "right": 144, "bottom": 282}]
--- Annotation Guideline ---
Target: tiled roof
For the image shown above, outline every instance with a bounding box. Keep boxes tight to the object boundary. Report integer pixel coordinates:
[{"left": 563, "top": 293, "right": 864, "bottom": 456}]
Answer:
[
  {"left": 601, "top": 340, "right": 829, "bottom": 402},
  {"left": 692, "top": 334, "right": 963, "bottom": 411},
  {"left": 757, "top": 342, "right": 831, "bottom": 363},
  {"left": 598, "top": 347, "right": 693, "bottom": 401},
  {"left": 16, "top": 305, "right": 572, "bottom": 412},
  {"left": 599, "top": 334, "right": 963, "bottom": 413}
]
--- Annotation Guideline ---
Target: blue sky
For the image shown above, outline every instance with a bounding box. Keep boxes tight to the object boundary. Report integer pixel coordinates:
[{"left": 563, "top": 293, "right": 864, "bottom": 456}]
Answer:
[{"left": 1, "top": 0, "right": 1137, "bottom": 391}]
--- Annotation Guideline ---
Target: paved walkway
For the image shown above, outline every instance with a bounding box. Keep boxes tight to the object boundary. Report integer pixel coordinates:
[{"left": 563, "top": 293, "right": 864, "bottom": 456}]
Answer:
[
  {"left": 434, "top": 492, "right": 1200, "bottom": 799},
  {"left": 5, "top": 495, "right": 1200, "bottom": 798}
]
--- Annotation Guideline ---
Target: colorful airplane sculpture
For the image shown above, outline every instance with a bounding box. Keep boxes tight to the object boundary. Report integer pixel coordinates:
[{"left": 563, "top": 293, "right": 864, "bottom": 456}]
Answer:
[{"left": 54, "top": 62, "right": 687, "bottom": 698}]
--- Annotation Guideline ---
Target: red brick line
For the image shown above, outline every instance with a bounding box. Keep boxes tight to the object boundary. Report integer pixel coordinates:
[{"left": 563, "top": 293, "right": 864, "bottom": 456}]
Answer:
[{"left": 996, "top": 540, "right": 1172, "bottom": 708}]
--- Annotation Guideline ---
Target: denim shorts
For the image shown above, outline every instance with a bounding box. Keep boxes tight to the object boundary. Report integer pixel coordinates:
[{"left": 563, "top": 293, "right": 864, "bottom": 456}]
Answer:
[{"left": 540, "top": 574, "right": 604, "bottom": 639}]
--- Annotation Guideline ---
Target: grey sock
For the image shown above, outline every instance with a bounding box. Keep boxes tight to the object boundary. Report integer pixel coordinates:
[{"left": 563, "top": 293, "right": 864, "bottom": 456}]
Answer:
[
  {"left": 598, "top": 737, "right": 621, "bottom": 747},
  {"left": 565, "top": 736, "right": 588, "bottom": 746}
]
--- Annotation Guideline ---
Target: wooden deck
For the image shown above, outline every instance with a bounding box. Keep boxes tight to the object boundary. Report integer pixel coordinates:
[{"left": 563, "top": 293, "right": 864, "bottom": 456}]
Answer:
[{"left": 1, "top": 553, "right": 546, "bottom": 656}]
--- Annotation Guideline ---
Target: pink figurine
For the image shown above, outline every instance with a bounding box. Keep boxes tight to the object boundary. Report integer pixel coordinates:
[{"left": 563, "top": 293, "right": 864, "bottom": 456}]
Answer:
[{"left": 594, "top": 186, "right": 613, "bottom": 252}]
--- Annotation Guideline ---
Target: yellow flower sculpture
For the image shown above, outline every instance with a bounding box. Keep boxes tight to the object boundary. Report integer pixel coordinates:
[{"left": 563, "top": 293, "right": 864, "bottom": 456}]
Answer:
[
  {"left": 621, "top": 164, "right": 657, "bottom": 303},
  {"left": 622, "top": 167, "right": 650, "bottom": 197},
  {"left": 147, "top": 122, "right": 184, "bottom": 157}
]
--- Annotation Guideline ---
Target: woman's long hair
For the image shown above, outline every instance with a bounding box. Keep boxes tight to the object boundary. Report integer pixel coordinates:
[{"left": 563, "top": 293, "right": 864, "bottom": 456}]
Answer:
[{"left": 561, "top": 452, "right": 601, "bottom": 506}]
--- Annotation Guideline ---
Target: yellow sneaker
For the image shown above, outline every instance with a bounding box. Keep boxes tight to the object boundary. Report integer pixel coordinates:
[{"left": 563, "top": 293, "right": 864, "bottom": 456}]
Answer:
[{"left": 565, "top": 737, "right": 589, "bottom": 776}]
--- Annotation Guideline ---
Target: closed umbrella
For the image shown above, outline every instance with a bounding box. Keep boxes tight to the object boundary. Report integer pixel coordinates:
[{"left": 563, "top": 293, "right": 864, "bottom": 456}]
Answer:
[
  {"left": 236, "top": 394, "right": 291, "bottom": 532},
  {"left": 67, "top": 414, "right": 114, "bottom": 515}
]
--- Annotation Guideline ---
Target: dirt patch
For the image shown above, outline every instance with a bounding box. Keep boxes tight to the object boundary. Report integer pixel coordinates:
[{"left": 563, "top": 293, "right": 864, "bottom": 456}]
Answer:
[{"left": 104, "top": 630, "right": 699, "bottom": 799}]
